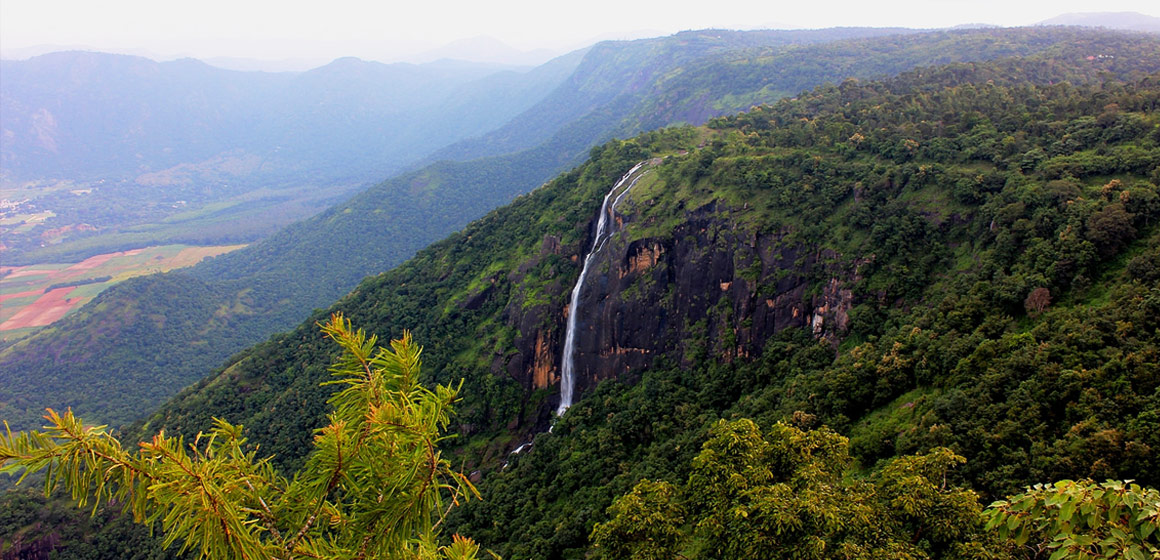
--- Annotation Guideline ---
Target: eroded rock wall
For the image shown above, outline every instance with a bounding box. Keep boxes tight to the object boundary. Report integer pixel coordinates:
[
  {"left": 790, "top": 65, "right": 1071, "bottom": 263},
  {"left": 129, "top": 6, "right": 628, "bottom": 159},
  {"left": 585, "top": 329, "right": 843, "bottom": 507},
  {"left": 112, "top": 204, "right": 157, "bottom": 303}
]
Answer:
[{"left": 490, "top": 198, "right": 859, "bottom": 425}]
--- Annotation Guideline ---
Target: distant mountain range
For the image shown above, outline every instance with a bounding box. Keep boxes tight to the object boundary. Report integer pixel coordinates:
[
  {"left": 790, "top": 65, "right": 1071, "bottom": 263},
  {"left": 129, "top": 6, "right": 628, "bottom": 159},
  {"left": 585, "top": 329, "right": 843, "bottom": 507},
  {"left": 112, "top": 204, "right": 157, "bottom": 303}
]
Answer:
[
  {"left": 1038, "top": 11, "right": 1160, "bottom": 33},
  {"left": 3, "top": 22, "right": 1160, "bottom": 558},
  {"left": 0, "top": 49, "right": 583, "bottom": 264},
  {"left": 4, "top": 10, "right": 1157, "bottom": 72},
  {"left": 409, "top": 36, "right": 563, "bottom": 66},
  {"left": 0, "top": 51, "right": 577, "bottom": 186},
  {"left": 4, "top": 26, "right": 1156, "bottom": 437}
]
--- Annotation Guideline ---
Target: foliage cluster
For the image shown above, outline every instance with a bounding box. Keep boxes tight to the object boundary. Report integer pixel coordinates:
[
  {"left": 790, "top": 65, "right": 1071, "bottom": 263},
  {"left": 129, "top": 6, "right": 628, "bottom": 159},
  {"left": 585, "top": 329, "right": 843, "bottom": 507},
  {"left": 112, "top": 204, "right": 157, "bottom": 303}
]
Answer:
[
  {"left": 591, "top": 419, "right": 989, "bottom": 559},
  {"left": 2, "top": 315, "right": 479, "bottom": 559},
  {"left": 6, "top": 26, "right": 1156, "bottom": 440},
  {"left": 7, "top": 31, "right": 1160, "bottom": 560},
  {"left": 985, "top": 479, "right": 1160, "bottom": 560}
]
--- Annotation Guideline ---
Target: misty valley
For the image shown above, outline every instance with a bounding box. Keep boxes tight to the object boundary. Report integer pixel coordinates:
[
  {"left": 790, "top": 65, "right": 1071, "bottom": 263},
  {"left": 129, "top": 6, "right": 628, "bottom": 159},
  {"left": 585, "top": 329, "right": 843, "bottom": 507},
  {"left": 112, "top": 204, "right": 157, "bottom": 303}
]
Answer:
[{"left": 2, "top": 16, "right": 1160, "bottom": 560}]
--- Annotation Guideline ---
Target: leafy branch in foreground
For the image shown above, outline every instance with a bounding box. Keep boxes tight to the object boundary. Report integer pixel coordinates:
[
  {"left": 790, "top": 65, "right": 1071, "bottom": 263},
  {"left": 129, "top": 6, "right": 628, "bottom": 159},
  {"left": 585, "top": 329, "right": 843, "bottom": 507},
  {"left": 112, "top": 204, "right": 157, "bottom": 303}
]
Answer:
[
  {"left": 1, "top": 313, "right": 481, "bottom": 559},
  {"left": 984, "top": 479, "right": 1160, "bottom": 560}
]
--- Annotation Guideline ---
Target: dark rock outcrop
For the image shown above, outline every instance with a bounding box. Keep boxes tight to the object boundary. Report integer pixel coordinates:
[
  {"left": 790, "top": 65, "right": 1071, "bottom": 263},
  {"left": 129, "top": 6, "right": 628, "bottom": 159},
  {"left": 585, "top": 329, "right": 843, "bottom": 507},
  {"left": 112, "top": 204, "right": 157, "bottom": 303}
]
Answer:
[{"left": 489, "top": 195, "right": 861, "bottom": 425}]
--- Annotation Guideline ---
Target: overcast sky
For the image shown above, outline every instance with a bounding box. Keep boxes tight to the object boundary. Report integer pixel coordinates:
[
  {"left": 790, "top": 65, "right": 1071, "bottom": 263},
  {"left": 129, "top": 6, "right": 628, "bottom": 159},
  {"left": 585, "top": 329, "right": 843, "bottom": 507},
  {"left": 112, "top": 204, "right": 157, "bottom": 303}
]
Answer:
[{"left": 3, "top": 0, "right": 1158, "bottom": 67}]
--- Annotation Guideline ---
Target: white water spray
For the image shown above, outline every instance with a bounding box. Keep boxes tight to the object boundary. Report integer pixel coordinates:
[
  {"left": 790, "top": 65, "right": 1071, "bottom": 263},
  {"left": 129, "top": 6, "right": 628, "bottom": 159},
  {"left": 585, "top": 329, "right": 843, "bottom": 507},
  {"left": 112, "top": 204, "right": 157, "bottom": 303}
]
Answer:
[{"left": 557, "top": 162, "right": 648, "bottom": 417}]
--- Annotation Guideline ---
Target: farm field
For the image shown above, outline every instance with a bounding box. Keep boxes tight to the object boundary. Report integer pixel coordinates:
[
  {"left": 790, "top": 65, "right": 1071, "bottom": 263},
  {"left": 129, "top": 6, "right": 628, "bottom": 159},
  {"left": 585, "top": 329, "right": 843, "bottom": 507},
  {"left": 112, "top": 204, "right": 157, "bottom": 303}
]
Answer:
[
  {"left": 0, "top": 210, "right": 56, "bottom": 236},
  {"left": 0, "top": 244, "right": 244, "bottom": 340}
]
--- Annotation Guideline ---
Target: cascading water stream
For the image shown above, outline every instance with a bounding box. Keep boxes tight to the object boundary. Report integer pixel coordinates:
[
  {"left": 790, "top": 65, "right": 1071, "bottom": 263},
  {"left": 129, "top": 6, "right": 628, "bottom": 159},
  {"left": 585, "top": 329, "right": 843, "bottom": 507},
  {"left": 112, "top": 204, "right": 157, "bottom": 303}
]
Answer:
[{"left": 557, "top": 162, "right": 648, "bottom": 417}]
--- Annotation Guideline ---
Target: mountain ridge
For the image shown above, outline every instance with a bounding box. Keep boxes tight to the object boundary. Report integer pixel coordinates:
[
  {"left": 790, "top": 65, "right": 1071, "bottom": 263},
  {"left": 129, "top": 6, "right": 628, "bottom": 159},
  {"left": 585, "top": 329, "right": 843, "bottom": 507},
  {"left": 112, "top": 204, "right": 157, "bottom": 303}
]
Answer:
[
  {"left": 123, "top": 57, "right": 1160, "bottom": 557},
  {"left": 0, "top": 48, "right": 584, "bottom": 267},
  {"left": 4, "top": 28, "right": 1160, "bottom": 559},
  {"left": 4, "top": 25, "right": 1156, "bottom": 440},
  {"left": 1037, "top": 11, "right": 1160, "bottom": 33}
]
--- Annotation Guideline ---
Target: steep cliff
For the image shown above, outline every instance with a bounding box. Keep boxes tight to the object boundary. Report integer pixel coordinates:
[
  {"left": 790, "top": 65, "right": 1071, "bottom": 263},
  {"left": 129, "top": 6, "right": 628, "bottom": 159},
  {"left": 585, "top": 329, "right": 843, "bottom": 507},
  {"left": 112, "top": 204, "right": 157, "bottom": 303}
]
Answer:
[
  {"left": 10, "top": 42, "right": 1160, "bottom": 559},
  {"left": 130, "top": 52, "right": 1160, "bottom": 480},
  {"left": 492, "top": 192, "right": 863, "bottom": 427}
]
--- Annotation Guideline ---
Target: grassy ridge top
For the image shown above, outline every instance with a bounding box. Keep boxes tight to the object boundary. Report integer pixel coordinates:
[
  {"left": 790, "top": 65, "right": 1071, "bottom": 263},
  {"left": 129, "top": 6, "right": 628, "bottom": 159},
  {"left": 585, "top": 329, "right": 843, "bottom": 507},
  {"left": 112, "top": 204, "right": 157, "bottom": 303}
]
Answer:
[
  {"left": 6, "top": 27, "right": 1146, "bottom": 435},
  {"left": 4, "top": 29, "right": 1160, "bottom": 559},
  {"left": 133, "top": 55, "right": 1160, "bottom": 557}
]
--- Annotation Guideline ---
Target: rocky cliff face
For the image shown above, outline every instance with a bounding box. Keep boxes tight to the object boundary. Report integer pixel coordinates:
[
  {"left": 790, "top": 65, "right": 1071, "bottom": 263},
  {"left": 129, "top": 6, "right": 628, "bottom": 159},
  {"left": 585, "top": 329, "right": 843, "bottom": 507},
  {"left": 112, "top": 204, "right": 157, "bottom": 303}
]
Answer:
[{"left": 489, "top": 195, "right": 859, "bottom": 427}]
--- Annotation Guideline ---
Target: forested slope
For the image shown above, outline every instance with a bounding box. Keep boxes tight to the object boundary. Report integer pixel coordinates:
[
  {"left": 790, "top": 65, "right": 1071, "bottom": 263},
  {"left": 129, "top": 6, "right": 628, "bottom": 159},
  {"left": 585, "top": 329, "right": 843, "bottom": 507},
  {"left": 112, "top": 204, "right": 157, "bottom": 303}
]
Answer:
[
  {"left": 5, "top": 32, "right": 1160, "bottom": 558},
  {"left": 113, "top": 50, "right": 1160, "bottom": 557},
  {"left": 451, "top": 72, "right": 1160, "bottom": 557},
  {"left": 4, "top": 27, "right": 1136, "bottom": 435}
]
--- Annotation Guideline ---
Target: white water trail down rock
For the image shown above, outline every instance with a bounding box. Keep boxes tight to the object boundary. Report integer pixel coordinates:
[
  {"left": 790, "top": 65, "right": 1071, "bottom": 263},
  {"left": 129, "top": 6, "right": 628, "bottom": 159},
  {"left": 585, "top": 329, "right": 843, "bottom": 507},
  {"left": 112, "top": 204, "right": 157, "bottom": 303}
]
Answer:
[{"left": 557, "top": 162, "right": 648, "bottom": 418}]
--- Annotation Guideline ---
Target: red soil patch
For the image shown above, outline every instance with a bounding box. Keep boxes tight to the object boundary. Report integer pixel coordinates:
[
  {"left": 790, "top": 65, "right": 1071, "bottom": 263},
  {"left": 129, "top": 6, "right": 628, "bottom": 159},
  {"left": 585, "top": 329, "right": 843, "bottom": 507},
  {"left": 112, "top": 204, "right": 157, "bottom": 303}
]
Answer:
[
  {"left": 69, "top": 249, "right": 142, "bottom": 272},
  {"left": 1, "top": 249, "right": 147, "bottom": 295},
  {"left": 0, "top": 289, "right": 43, "bottom": 303},
  {"left": 0, "top": 287, "right": 79, "bottom": 329}
]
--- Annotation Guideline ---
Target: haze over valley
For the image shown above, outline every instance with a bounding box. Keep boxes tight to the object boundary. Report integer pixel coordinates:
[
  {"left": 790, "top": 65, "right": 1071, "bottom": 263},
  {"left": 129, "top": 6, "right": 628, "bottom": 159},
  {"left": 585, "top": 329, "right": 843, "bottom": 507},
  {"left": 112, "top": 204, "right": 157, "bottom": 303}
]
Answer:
[{"left": 2, "top": 2, "right": 1160, "bottom": 558}]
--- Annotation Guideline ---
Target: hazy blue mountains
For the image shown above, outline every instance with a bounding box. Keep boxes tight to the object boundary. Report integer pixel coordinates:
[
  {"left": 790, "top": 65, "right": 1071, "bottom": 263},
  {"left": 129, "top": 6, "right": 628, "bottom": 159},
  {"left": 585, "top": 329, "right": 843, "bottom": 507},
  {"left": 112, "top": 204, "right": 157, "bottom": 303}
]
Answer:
[
  {"left": 0, "top": 51, "right": 581, "bottom": 263},
  {"left": 1038, "top": 11, "right": 1160, "bottom": 33},
  {"left": 4, "top": 26, "right": 1154, "bottom": 438},
  {"left": 0, "top": 51, "right": 574, "bottom": 184}
]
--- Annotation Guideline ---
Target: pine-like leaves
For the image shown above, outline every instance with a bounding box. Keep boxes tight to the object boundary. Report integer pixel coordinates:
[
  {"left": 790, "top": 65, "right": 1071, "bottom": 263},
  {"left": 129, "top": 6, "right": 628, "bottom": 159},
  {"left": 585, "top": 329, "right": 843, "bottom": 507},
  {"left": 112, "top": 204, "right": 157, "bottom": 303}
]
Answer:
[{"left": 0, "top": 313, "right": 480, "bottom": 560}]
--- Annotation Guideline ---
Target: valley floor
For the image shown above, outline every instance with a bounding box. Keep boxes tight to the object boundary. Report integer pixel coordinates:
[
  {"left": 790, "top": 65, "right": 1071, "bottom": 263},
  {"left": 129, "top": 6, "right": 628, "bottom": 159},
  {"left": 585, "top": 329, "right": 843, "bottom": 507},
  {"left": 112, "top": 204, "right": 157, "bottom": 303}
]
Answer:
[{"left": 0, "top": 244, "right": 245, "bottom": 342}]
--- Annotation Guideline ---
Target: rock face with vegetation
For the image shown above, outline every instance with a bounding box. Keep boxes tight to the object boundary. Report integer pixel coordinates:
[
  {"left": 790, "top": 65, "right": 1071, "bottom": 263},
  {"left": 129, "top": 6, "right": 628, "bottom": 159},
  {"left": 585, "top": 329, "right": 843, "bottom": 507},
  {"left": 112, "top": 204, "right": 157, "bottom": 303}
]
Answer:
[
  {"left": 3, "top": 26, "right": 1145, "bottom": 438},
  {"left": 71, "top": 39, "right": 1155, "bottom": 558},
  {"left": 5, "top": 28, "right": 1160, "bottom": 560},
  {"left": 495, "top": 185, "right": 852, "bottom": 422}
]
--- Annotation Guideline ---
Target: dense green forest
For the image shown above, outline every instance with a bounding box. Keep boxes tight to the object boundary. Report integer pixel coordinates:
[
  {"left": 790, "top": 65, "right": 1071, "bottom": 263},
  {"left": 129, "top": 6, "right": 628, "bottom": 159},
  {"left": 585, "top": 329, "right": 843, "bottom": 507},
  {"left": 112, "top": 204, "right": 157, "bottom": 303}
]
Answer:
[
  {"left": 447, "top": 64, "right": 1160, "bottom": 557},
  {"left": 4, "top": 27, "right": 1137, "bottom": 437},
  {"left": 5, "top": 29, "right": 1160, "bottom": 558}
]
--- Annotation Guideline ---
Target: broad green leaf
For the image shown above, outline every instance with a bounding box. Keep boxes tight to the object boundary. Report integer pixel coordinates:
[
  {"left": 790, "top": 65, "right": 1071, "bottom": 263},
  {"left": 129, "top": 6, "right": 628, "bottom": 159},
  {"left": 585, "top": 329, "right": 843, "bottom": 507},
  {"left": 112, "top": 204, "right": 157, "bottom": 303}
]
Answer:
[{"left": 1060, "top": 500, "right": 1076, "bottom": 523}]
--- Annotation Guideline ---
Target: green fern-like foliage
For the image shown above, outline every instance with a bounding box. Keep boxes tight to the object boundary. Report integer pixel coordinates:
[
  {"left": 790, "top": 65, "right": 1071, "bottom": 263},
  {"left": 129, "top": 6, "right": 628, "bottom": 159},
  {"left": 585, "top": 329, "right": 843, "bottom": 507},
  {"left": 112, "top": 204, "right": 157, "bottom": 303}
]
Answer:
[{"left": 0, "top": 313, "right": 480, "bottom": 560}]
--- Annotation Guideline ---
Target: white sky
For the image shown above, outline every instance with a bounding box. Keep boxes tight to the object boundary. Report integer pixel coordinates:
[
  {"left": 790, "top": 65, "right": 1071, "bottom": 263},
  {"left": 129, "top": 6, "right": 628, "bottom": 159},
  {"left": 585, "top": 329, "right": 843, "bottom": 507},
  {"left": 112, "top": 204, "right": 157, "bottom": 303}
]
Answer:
[{"left": 2, "top": 0, "right": 1158, "bottom": 65}]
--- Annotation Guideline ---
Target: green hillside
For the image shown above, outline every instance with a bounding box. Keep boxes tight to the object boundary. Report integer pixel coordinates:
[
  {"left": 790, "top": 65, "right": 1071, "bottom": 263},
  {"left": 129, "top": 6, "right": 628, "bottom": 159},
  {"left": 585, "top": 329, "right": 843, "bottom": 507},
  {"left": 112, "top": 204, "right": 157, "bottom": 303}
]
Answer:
[
  {"left": 3, "top": 27, "right": 1149, "bottom": 438},
  {"left": 4, "top": 29, "right": 1160, "bottom": 558},
  {"left": 69, "top": 49, "right": 1157, "bottom": 558},
  {"left": 449, "top": 73, "right": 1160, "bottom": 557}
]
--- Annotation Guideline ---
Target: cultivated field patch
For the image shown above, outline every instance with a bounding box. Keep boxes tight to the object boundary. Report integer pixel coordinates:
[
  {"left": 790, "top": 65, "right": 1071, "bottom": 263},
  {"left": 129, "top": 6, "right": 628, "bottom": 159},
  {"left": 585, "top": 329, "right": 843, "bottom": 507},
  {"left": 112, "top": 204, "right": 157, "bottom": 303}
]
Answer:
[{"left": 0, "top": 244, "right": 245, "bottom": 337}]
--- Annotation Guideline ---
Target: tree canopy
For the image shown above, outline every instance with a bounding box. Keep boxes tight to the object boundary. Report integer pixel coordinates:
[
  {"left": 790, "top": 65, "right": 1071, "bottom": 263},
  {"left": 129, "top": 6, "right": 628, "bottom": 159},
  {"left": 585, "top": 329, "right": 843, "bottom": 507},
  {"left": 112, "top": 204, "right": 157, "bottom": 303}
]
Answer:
[{"left": 590, "top": 419, "right": 993, "bottom": 559}]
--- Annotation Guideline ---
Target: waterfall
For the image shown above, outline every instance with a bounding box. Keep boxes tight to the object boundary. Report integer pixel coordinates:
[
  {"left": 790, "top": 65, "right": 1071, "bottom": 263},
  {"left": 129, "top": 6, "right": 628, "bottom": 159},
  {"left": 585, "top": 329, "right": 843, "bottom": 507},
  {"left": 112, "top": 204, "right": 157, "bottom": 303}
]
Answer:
[{"left": 557, "top": 162, "right": 648, "bottom": 417}]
